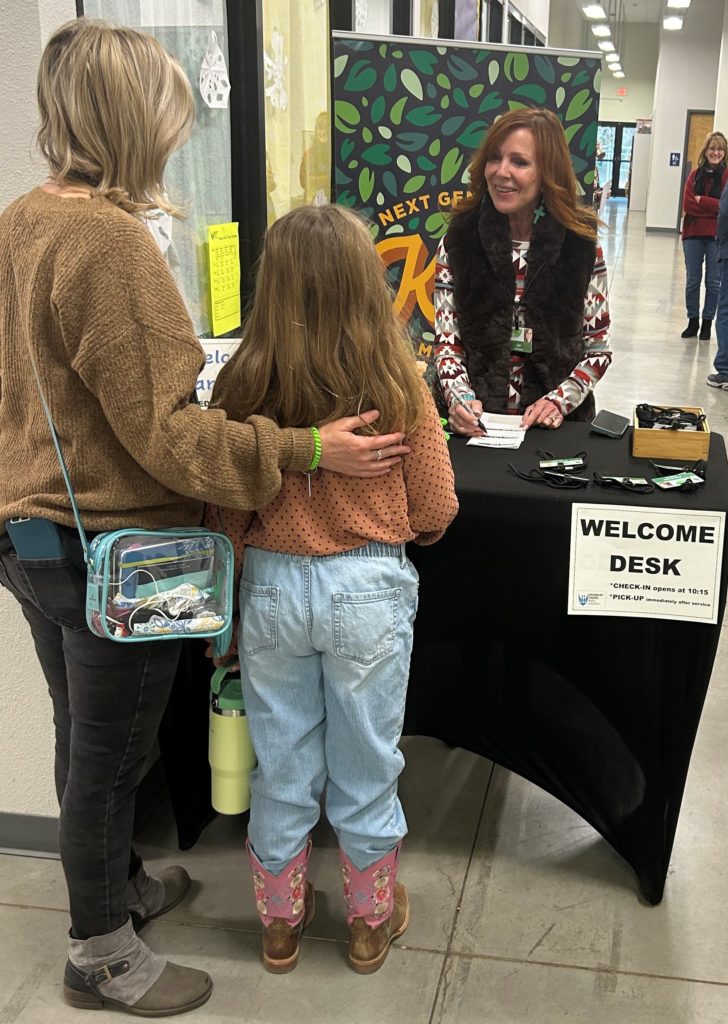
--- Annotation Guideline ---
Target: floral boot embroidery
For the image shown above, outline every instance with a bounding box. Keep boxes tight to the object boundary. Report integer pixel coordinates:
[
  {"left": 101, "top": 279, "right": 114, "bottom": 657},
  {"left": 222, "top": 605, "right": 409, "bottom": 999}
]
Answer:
[
  {"left": 339, "top": 844, "right": 401, "bottom": 928},
  {"left": 248, "top": 839, "right": 311, "bottom": 927}
]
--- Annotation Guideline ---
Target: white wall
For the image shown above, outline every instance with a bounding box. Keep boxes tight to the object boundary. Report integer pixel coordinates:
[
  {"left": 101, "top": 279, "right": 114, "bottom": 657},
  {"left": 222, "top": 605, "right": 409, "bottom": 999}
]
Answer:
[
  {"left": 547, "top": 0, "right": 586, "bottom": 50},
  {"left": 0, "top": 0, "right": 75, "bottom": 820},
  {"left": 646, "top": 2, "right": 724, "bottom": 230},
  {"left": 599, "top": 22, "right": 658, "bottom": 124},
  {"left": 714, "top": 2, "right": 728, "bottom": 136}
]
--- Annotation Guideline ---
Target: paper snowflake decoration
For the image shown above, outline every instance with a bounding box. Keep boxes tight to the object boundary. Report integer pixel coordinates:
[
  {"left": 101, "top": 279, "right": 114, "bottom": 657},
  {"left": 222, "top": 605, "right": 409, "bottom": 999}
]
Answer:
[
  {"left": 264, "top": 30, "right": 288, "bottom": 112},
  {"left": 199, "top": 30, "right": 231, "bottom": 109}
]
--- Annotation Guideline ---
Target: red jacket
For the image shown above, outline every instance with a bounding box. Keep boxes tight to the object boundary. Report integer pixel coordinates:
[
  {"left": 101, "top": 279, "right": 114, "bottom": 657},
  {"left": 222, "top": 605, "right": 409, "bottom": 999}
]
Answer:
[{"left": 682, "top": 166, "right": 728, "bottom": 239}]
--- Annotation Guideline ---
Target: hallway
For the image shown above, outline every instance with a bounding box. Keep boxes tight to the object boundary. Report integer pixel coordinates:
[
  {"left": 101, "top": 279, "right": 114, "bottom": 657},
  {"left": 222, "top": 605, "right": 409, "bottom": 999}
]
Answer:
[{"left": 2, "top": 201, "right": 728, "bottom": 1023}]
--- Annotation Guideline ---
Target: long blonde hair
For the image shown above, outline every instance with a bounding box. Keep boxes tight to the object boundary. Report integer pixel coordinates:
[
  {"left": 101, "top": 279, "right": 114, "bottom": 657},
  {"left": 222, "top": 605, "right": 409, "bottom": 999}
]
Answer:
[
  {"left": 452, "top": 107, "right": 598, "bottom": 241},
  {"left": 37, "top": 18, "right": 195, "bottom": 217},
  {"left": 216, "top": 205, "right": 424, "bottom": 435}
]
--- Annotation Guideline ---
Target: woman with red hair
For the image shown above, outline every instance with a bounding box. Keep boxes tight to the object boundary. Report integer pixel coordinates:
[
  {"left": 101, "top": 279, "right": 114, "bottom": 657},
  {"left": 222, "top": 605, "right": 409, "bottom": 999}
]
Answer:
[{"left": 435, "top": 107, "right": 611, "bottom": 435}]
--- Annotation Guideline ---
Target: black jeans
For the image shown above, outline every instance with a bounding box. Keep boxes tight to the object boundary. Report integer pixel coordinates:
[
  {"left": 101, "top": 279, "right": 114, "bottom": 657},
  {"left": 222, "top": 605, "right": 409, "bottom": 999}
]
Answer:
[{"left": 0, "top": 527, "right": 182, "bottom": 939}]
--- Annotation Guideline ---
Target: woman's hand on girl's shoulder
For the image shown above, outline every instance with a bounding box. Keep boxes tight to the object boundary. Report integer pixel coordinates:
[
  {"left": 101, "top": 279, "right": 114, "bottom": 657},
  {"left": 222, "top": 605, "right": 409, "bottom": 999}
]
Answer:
[{"left": 318, "top": 410, "right": 411, "bottom": 477}]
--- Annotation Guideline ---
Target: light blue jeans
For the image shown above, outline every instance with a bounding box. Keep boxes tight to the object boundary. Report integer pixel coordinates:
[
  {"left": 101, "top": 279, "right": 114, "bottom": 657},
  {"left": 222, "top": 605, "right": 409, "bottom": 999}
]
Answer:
[
  {"left": 239, "top": 542, "right": 419, "bottom": 873},
  {"left": 683, "top": 236, "right": 720, "bottom": 320}
]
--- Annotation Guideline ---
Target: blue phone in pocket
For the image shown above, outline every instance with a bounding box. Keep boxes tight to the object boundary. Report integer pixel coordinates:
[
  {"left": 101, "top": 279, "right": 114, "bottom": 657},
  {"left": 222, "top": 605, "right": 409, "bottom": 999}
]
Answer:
[{"left": 5, "top": 517, "right": 65, "bottom": 559}]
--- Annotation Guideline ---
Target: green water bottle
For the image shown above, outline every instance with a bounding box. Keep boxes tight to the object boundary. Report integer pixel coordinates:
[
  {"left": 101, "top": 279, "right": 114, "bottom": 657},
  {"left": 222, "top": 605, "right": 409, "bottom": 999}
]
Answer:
[{"left": 209, "top": 665, "right": 256, "bottom": 814}]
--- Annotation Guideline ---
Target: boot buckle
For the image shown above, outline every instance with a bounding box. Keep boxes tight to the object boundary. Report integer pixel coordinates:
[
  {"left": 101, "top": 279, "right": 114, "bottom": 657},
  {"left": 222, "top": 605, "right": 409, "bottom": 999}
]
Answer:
[
  {"left": 89, "top": 959, "right": 130, "bottom": 985},
  {"left": 90, "top": 964, "right": 113, "bottom": 985}
]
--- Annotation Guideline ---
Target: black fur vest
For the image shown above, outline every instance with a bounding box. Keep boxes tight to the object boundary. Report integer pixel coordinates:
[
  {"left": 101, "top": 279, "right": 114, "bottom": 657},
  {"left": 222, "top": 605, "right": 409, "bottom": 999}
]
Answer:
[{"left": 443, "top": 194, "right": 597, "bottom": 421}]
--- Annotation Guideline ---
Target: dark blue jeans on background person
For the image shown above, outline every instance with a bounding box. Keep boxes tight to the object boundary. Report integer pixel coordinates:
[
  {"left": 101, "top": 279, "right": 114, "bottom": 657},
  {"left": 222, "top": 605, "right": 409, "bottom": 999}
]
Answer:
[
  {"left": 683, "top": 236, "right": 720, "bottom": 320},
  {"left": 715, "top": 259, "right": 728, "bottom": 376},
  {"left": 0, "top": 526, "right": 182, "bottom": 940}
]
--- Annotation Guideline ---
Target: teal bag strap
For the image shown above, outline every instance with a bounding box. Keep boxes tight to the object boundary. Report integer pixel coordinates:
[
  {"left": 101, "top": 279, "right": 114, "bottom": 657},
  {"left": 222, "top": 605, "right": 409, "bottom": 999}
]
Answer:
[{"left": 25, "top": 342, "right": 92, "bottom": 565}]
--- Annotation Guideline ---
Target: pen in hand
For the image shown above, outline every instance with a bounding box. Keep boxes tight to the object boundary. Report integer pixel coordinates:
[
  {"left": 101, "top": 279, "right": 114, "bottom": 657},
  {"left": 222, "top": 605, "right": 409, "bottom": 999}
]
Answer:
[{"left": 452, "top": 393, "right": 488, "bottom": 434}]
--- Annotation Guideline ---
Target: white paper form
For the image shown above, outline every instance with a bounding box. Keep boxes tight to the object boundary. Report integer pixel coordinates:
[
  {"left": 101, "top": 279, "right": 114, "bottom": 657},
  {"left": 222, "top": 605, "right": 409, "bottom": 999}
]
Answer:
[{"left": 466, "top": 412, "right": 526, "bottom": 450}]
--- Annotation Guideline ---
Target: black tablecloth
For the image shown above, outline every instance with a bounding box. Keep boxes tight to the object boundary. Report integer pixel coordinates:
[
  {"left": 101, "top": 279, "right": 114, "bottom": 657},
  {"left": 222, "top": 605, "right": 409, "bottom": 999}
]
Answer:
[{"left": 404, "top": 423, "right": 728, "bottom": 904}]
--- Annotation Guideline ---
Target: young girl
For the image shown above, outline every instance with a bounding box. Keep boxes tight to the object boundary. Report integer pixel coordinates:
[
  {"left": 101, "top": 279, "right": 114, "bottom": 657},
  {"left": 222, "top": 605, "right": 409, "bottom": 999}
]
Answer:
[{"left": 207, "top": 204, "right": 458, "bottom": 975}]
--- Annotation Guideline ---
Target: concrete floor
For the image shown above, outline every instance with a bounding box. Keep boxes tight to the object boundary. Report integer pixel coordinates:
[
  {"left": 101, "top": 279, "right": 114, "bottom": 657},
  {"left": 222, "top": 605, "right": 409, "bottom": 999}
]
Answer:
[{"left": 3, "top": 200, "right": 728, "bottom": 1022}]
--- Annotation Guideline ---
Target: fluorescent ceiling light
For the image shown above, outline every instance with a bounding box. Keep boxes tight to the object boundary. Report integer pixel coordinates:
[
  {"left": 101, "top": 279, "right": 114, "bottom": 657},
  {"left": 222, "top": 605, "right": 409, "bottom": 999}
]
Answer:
[
  {"left": 582, "top": 4, "right": 607, "bottom": 17},
  {"left": 610, "top": 64, "right": 623, "bottom": 72},
  {"left": 598, "top": 40, "right": 615, "bottom": 51},
  {"left": 663, "top": 15, "right": 683, "bottom": 29},
  {"left": 605, "top": 52, "right": 620, "bottom": 63},
  {"left": 591, "top": 24, "right": 611, "bottom": 37},
  {"left": 613, "top": 71, "right": 626, "bottom": 78},
  {"left": 666, "top": 0, "right": 690, "bottom": 8}
]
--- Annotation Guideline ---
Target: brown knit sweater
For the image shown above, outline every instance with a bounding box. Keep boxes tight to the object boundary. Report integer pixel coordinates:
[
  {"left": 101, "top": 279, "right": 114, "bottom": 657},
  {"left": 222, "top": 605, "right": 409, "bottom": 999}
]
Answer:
[{"left": 0, "top": 188, "right": 314, "bottom": 533}]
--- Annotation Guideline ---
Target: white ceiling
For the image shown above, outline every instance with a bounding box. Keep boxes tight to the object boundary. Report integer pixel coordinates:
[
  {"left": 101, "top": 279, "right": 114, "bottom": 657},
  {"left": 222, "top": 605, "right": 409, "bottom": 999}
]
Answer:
[{"left": 570, "top": 0, "right": 664, "bottom": 24}]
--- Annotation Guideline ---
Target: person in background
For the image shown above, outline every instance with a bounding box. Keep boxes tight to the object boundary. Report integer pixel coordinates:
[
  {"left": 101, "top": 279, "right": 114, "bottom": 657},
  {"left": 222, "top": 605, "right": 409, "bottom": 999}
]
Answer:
[
  {"left": 680, "top": 130, "right": 728, "bottom": 341},
  {"left": 299, "top": 110, "right": 331, "bottom": 204},
  {"left": 706, "top": 170, "right": 728, "bottom": 388},
  {"left": 0, "top": 19, "right": 408, "bottom": 1018},
  {"left": 434, "top": 107, "right": 611, "bottom": 437},
  {"left": 207, "top": 204, "right": 458, "bottom": 977}
]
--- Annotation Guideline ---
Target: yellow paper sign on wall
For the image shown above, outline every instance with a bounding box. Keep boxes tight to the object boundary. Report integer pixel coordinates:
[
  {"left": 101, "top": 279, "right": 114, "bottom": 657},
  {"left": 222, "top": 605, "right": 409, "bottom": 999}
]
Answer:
[{"left": 208, "top": 222, "right": 241, "bottom": 337}]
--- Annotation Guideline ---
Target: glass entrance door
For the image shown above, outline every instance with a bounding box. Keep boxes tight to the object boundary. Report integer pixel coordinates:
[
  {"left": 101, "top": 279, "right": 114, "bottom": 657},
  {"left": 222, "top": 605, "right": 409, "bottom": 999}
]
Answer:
[{"left": 596, "top": 122, "right": 636, "bottom": 199}]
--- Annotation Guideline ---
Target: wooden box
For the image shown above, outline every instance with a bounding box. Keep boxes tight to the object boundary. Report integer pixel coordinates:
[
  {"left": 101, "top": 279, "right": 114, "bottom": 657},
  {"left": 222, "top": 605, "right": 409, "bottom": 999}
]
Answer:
[{"left": 631, "top": 405, "right": 710, "bottom": 461}]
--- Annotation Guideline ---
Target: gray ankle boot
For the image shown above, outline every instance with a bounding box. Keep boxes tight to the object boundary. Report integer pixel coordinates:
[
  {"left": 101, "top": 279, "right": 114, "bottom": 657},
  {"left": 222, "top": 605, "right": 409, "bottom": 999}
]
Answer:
[
  {"left": 127, "top": 864, "right": 192, "bottom": 930},
  {"left": 64, "top": 917, "right": 212, "bottom": 1015}
]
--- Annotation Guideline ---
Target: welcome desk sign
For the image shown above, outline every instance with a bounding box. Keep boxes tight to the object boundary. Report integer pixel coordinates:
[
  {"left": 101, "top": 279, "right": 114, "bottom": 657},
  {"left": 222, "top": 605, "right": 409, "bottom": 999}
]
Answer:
[{"left": 568, "top": 504, "right": 725, "bottom": 623}]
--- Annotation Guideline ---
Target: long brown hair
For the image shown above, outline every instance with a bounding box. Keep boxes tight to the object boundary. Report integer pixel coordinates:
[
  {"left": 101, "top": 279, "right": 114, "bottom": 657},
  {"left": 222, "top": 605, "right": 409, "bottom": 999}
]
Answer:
[
  {"left": 217, "top": 205, "right": 424, "bottom": 435},
  {"left": 37, "top": 18, "right": 195, "bottom": 217},
  {"left": 697, "top": 131, "right": 728, "bottom": 169},
  {"left": 451, "top": 107, "right": 598, "bottom": 241}
]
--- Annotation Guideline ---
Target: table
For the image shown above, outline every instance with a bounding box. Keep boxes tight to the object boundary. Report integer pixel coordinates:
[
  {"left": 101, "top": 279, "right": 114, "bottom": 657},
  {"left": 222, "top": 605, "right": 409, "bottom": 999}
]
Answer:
[{"left": 404, "top": 422, "right": 728, "bottom": 904}]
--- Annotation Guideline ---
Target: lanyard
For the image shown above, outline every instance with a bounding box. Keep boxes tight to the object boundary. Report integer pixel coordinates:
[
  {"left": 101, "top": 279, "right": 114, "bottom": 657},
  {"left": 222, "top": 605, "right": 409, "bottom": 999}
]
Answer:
[
  {"left": 513, "top": 253, "right": 546, "bottom": 326},
  {"left": 507, "top": 463, "right": 589, "bottom": 489},
  {"left": 592, "top": 472, "right": 654, "bottom": 494}
]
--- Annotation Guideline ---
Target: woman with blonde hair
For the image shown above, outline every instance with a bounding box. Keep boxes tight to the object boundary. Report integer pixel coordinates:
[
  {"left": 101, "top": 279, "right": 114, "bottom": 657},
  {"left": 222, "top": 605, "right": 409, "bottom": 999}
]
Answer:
[
  {"left": 207, "top": 203, "right": 458, "bottom": 976},
  {"left": 680, "top": 130, "right": 728, "bottom": 340},
  {"left": 434, "top": 106, "right": 611, "bottom": 434},
  {"left": 0, "top": 18, "right": 409, "bottom": 1017}
]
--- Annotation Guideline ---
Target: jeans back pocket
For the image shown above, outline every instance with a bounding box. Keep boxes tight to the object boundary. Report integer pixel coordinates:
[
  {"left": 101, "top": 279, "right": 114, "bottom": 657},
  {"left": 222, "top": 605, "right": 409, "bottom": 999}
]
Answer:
[
  {"left": 240, "top": 578, "right": 279, "bottom": 655},
  {"left": 7, "top": 555, "right": 88, "bottom": 631},
  {"left": 333, "top": 588, "right": 400, "bottom": 666}
]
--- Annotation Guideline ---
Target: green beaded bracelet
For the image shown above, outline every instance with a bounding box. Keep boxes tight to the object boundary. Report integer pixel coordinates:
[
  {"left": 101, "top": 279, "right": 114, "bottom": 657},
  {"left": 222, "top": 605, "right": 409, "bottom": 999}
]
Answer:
[{"left": 308, "top": 426, "right": 322, "bottom": 472}]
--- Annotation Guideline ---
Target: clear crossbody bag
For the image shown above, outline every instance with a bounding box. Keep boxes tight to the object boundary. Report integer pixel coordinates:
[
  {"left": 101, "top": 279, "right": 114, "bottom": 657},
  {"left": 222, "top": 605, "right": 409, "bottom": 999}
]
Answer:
[{"left": 26, "top": 350, "right": 234, "bottom": 652}]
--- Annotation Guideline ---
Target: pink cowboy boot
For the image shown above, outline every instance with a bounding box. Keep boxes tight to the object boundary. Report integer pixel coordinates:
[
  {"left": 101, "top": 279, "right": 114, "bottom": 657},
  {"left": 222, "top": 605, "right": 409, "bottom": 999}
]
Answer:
[
  {"left": 247, "top": 839, "right": 315, "bottom": 973},
  {"left": 339, "top": 844, "right": 409, "bottom": 974}
]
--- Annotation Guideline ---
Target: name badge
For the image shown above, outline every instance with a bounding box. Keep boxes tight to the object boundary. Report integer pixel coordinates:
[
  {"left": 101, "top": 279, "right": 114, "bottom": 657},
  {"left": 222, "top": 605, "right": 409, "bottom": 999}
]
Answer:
[{"left": 510, "top": 326, "right": 533, "bottom": 353}]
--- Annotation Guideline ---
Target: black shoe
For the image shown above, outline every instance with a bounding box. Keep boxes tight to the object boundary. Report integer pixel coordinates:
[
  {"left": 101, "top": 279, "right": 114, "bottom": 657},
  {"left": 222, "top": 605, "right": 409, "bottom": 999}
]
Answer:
[
  {"left": 700, "top": 319, "right": 712, "bottom": 341},
  {"left": 681, "top": 318, "right": 699, "bottom": 338}
]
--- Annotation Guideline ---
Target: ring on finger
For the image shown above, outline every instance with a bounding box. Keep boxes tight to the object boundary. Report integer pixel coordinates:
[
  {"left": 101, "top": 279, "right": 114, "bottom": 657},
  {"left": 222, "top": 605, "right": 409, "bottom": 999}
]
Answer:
[{"left": 376, "top": 449, "right": 383, "bottom": 461}]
